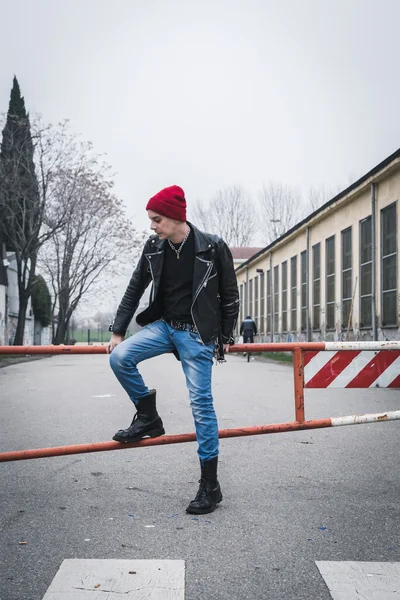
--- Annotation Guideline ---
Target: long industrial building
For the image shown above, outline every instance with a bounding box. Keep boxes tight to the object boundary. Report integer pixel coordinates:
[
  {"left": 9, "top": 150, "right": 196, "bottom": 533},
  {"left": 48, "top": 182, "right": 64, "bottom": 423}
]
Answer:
[{"left": 235, "top": 148, "right": 399, "bottom": 342}]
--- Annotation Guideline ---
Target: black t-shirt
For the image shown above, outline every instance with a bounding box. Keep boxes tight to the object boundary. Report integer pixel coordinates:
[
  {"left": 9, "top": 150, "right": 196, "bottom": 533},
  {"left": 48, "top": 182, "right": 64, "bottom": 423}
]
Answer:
[{"left": 160, "top": 227, "right": 195, "bottom": 323}]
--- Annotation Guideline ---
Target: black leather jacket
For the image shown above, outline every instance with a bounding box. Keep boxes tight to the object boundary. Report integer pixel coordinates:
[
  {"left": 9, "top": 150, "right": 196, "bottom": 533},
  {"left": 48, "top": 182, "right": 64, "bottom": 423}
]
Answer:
[{"left": 110, "top": 223, "right": 239, "bottom": 346}]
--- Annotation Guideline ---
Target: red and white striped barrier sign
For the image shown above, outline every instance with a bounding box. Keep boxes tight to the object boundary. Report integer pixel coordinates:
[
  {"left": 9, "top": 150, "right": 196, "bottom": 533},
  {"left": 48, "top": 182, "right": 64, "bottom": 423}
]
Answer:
[{"left": 305, "top": 343, "right": 400, "bottom": 389}]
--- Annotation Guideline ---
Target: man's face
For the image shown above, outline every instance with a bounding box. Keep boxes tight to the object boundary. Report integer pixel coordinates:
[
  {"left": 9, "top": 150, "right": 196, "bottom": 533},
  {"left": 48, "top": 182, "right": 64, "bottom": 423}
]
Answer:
[{"left": 148, "top": 210, "right": 179, "bottom": 239}]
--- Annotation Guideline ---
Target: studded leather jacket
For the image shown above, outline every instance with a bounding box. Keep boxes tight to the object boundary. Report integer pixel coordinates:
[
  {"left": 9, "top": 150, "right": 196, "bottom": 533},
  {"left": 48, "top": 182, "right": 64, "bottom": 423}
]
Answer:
[{"left": 110, "top": 223, "right": 239, "bottom": 349}]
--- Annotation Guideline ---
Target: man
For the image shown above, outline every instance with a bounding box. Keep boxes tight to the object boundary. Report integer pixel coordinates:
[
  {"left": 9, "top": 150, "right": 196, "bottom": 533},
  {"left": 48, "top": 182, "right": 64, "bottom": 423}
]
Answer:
[
  {"left": 107, "top": 185, "right": 239, "bottom": 515},
  {"left": 240, "top": 315, "right": 257, "bottom": 344}
]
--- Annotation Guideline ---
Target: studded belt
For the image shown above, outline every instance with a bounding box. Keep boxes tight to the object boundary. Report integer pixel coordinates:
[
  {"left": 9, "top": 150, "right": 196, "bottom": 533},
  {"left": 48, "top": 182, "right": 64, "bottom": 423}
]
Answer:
[{"left": 166, "top": 319, "right": 198, "bottom": 334}]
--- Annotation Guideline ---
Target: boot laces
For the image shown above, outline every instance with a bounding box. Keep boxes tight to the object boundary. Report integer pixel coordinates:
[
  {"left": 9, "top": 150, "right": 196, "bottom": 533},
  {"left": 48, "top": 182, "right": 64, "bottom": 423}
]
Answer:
[{"left": 194, "top": 478, "right": 207, "bottom": 502}]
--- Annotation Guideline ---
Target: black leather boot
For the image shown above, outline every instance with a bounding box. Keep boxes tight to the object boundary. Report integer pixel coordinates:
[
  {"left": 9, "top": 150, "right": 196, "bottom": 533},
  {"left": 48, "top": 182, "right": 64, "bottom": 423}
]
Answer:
[
  {"left": 113, "top": 389, "right": 165, "bottom": 443},
  {"left": 186, "top": 457, "right": 223, "bottom": 514}
]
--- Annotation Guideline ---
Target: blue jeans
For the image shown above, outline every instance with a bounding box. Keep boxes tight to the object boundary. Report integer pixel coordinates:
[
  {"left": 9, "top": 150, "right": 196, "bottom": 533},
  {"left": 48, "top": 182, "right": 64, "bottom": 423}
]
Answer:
[{"left": 109, "top": 320, "right": 218, "bottom": 463}]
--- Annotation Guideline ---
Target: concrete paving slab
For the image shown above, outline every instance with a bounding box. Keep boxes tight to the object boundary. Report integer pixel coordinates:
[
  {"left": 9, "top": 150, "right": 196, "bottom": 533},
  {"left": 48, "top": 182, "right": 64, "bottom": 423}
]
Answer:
[
  {"left": 316, "top": 561, "right": 400, "bottom": 599},
  {"left": 42, "top": 559, "right": 185, "bottom": 599}
]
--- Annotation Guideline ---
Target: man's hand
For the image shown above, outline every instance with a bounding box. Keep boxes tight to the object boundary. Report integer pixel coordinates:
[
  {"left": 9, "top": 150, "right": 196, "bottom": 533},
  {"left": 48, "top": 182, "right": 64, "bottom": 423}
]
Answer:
[
  {"left": 106, "top": 333, "right": 125, "bottom": 354},
  {"left": 223, "top": 344, "right": 230, "bottom": 353}
]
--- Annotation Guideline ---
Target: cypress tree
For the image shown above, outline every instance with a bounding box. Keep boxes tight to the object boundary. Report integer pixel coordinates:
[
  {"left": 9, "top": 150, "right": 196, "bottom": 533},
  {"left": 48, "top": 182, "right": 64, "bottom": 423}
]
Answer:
[{"left": 0, "top": 76, "right": 41, "bottom": 344}]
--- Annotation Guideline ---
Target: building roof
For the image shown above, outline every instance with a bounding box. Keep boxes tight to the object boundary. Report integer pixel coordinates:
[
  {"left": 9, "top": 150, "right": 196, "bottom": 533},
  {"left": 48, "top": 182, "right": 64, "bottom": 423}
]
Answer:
[
  {"left": 236, "top": 146, "right": 400, "bottom": 273},
  {"left": 230, "top": 247, "right": 264, "bottom": 260}
]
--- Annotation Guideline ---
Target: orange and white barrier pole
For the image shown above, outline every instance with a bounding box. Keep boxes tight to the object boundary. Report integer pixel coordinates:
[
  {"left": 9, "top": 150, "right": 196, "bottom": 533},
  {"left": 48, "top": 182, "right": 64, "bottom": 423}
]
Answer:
[{"left": 0, "top": 341, "right": 399, "bottom": 462}]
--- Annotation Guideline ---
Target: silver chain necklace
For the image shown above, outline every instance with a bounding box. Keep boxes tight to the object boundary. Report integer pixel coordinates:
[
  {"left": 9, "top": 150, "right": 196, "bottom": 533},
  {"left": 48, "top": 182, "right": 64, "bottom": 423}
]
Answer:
[{"left": 167, "top": 226, "right": 190, "bottom": 259}]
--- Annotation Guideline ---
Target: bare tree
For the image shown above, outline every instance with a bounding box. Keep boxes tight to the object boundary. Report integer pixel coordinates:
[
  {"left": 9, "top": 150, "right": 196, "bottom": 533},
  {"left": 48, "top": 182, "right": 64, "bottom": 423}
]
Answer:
[
  {"left": 190, "top": 185, "right": 258, "bottom": 246},
  {"left": 259, "top": 181, "right": 303, "bottom": 244},
  {"left": 0, "top": 102, "right": 80, "bottom": 344},
  {"left": 93, "top": 310, "right": 116, "bottom": 331},
  {"left": 305, "top": 183, "right": 341, "bottom": 215},
  {"left": 190, "top": 199, "right": 211, "bottom": 231},
  {"left": 40, "top": 162, "right": 143, "bottom": 344}
]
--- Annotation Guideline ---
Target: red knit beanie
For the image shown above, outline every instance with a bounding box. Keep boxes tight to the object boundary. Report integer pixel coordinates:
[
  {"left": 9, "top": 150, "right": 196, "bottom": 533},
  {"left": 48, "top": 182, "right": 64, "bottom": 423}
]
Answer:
[{"left": 146, "top": 185, "right": 186, "bottom": 222}]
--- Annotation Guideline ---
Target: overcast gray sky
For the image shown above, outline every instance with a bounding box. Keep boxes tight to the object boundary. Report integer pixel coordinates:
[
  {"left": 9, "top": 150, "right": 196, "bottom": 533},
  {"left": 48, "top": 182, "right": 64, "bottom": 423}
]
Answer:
[{"left": 2, "top": 0, "right": 400, "bottom": 237}]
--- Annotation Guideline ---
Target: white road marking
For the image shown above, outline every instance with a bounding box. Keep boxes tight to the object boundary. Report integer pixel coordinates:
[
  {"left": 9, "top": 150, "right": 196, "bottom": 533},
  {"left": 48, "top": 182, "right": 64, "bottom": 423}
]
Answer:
[
  {"left": 316, "top": 561, "right": 400, "bottom": 599},
  {"left": 42, "top": 559, "right": 185, "bottom": 599}
]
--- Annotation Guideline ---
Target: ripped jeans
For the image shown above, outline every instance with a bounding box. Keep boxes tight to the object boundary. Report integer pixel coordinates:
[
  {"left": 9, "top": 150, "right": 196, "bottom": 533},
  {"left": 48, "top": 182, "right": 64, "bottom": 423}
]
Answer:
[{"left": 109, "top": 320, "right": 218, "bottom": 462}]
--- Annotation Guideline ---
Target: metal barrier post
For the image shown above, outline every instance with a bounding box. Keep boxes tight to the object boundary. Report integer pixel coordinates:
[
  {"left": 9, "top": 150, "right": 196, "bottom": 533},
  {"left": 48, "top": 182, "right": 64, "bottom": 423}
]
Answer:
[{"left": 293, "top": 347, "right": 305, "bottom": 422}]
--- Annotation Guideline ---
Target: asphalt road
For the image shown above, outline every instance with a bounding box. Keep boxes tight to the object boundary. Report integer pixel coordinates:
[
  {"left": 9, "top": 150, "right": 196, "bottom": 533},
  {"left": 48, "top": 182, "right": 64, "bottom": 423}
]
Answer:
[{"left": 0, "top": 351, "right": 399, "bottom": 599}]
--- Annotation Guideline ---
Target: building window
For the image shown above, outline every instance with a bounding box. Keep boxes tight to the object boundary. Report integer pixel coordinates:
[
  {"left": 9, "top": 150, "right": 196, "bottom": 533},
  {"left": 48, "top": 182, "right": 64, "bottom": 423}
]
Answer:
[
  {"left": 360, "top": 217, "right": 372, "bottom": 328},
  {"left": 282, "top": 261, "right": 288, "bottom": 332},
  {"left": 291, "top": 255, "right": 297, "bottom": 331},
  {"left": 381, "top": 203, "right": 397, "bottom": 326},
  {"left": 312, "top": 243, "right": 321, "bottom": 330},
  {"left": 260, "top": 271, "right": 265, "bottom": 334},
  {"left": 254, "top": 276, "right": 259, "bottom": 328},
  {"left": 341, "top": 227, "right": 352, "bottom": 328},
  {"left": 325, "top": 236, "right": 335, "bottom": 330},
  {"left": 301, "top": 250, "right": 307, "bottom": 331},
  {"left": 266, "top": 270, "right": 271, "bottom": 333},
  {"left": 249, "top": 278, "right": 253, "bottom": 320},
  {"left": 274, "top": 265, "right": 279, "bottom": 333}
]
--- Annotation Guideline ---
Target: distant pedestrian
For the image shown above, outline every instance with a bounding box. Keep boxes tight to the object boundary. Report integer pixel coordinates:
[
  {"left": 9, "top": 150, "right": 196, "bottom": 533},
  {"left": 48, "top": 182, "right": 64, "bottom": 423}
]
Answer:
[{"left": 240, "top": 316, "right": 257, "bottom": 344}]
